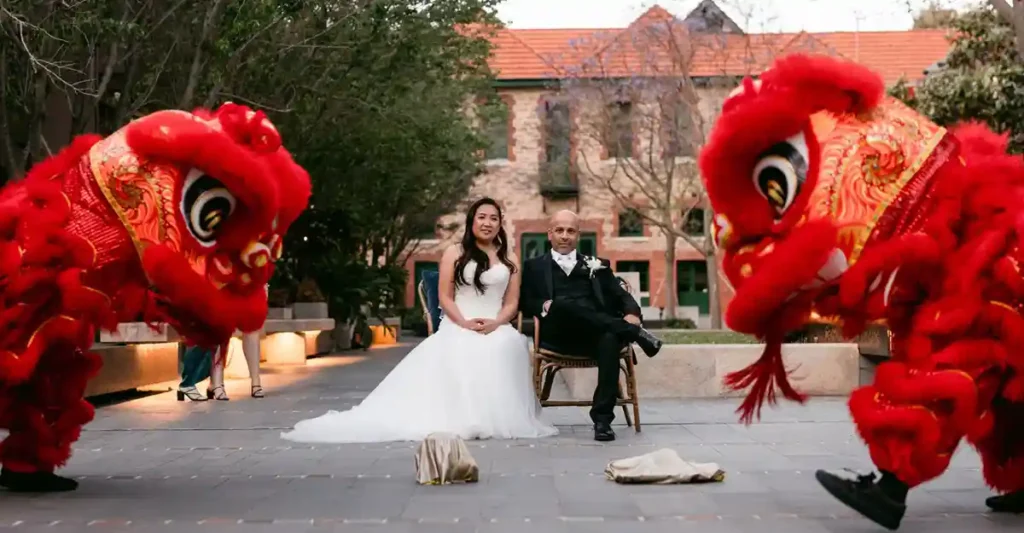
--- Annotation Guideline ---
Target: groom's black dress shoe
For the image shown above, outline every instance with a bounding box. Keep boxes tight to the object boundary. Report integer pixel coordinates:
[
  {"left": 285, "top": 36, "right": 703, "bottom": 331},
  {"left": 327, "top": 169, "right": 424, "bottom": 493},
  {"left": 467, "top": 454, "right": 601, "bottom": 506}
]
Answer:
[
  {"left": 635, "top": 328, "right": 662, "bottom": 357},
  {"left": 594, "top": 422, "right": 615, "bottom": 442},
  {"left": 987, "top": 490, "right": 1024, "bottom": 513},
  {"left": 0, "top": 468, "right": 78, "bottom": 492},
  {"left": 815, "top": 470, "right": 907, "bottom": 530}
]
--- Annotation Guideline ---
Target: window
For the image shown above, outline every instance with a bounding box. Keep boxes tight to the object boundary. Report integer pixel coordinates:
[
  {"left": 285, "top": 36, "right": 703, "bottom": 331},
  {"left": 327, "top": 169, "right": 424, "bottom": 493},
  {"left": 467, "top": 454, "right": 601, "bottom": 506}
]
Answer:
[
  {"left": 618, "top": 209, "right": 644, "bottom": 237},
  {"left": 683, "top": 208, "right": 705, "bottom": 236},
  {"left": 616, "top": 260, "right": 650, "bottom": 305},
  {"left": 664, "top": 99, "right": 696, "bottom": 159},
  {"left": 414, "top": 261, "right": 439, "bottom": 290},
  {"left": 520, "top": 232, "right": 598, "bottom": 266},
  {"left": 608, "top": 101, "right": 633, "bottom": 158},
  {"left": 677, "top": 260, "right": 709, "bottom": 313},
  {"left": 543, "top": 100, "right": 572, "bottom": 185},
  {"left": 483, "top": 97, "right": 509, "bottom": 160}
]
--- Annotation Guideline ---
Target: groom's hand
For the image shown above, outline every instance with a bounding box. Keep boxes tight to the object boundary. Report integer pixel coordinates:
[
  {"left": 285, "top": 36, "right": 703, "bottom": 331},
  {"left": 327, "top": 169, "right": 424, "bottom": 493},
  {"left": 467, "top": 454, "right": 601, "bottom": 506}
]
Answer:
[{"left": 623, "top": 314, "right": 642, "bottom": 326}]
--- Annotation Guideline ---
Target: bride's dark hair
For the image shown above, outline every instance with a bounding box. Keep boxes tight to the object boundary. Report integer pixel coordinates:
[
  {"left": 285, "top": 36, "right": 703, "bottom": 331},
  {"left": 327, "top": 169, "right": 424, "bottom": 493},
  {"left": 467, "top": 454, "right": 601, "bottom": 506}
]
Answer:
[{"left": 454, "top": 197, "right": 517, "bottom": 294}]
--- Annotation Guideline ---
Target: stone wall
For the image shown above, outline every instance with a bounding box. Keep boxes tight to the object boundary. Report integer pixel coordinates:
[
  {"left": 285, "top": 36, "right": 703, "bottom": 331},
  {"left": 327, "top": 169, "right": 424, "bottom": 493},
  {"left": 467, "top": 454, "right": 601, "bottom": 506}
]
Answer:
[{"left": 557, "top": 343, "right": 861, "bottom": 400}]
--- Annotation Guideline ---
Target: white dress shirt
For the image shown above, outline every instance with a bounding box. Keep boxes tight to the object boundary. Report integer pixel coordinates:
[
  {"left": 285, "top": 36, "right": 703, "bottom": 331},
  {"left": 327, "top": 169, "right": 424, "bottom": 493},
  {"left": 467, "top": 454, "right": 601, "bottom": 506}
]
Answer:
[{"left": 551, "top": 249, "right": 577, "bottom": 276}]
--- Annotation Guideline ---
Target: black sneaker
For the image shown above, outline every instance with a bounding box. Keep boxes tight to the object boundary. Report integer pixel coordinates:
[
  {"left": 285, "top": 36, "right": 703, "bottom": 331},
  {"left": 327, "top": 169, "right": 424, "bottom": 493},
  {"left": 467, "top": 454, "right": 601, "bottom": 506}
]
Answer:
[
  {"left": 986, "top": 490, "right": 1024, "bottom": 513},
  {"left": 635, "top": 328, "right": 662, "bottom": 357},
  {"left": 815, "top": 470, "right": 906, "bottom": 530},
  {"left": 0, "top": 468, "right": 79, "bottom": 492},
  {"left": 594, "top": 422, "right": 615, "bottom": 442}
]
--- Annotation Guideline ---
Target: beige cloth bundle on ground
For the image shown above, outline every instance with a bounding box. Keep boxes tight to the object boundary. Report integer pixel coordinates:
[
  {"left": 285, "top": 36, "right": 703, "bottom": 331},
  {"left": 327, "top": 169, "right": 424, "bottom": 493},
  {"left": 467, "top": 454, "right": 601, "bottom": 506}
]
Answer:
[
  {"left": 605, "top": 448, "right": 725, "bottom": 484},
  {"left": 414, "top": 433, "right": 480, "bottom": 485}
]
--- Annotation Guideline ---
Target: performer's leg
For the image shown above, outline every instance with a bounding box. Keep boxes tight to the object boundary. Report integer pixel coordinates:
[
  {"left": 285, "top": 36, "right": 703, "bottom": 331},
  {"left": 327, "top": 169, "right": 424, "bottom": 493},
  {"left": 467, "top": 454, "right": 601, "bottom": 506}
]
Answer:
[
  {"left": 0, "top": 348, "right": 99, "bottom": 492},
  {"left": 973, "top": 395, "right": 1024, "bottom": 513},
  {"left": 817, "top": 352, "right": 984, "bottom": 529}
]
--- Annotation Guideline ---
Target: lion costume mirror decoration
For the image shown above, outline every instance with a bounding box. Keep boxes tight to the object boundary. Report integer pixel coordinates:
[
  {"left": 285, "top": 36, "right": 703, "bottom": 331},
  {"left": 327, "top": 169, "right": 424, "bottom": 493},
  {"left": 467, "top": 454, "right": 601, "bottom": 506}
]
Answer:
[
  {"left": 0, "top": 103, "right": 310, "bottom": 492},
  {"left": 699, "top": 54, "right": 1023, "bottom": 528}
]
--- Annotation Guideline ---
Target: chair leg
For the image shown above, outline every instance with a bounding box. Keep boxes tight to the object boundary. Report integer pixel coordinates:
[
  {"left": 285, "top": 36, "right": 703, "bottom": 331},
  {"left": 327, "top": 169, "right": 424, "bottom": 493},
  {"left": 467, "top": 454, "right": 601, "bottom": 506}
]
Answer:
[
  {"left": 617, "top": 380, "right": 633, "bottom": 428},
  {"left": 540, "top": 366, "right": 558, "bottom": 402},
  {"left": 625, "top": 352, "right": 641, "bottom": 433}
]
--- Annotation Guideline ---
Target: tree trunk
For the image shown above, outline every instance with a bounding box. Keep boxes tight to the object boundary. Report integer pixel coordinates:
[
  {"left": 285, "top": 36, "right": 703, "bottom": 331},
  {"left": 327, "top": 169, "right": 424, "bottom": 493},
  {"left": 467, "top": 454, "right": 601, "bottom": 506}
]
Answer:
[
  {"left": 179, "top": 0, "right": 227, "bottom": 110},
  {"left": 703, "top": 207, "right": 722, "bottom": 329},
  {"left": 989, "top": 0, "right": 1024, "bottom": 60},
  {"left": 663, "top": 231, "right": 677, "bottom": 320}
]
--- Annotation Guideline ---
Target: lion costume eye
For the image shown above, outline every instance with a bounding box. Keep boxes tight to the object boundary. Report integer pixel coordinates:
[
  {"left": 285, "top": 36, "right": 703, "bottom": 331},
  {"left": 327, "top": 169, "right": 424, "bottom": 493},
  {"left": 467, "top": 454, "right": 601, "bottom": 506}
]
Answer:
[
  {"left": 182, "top": 168, "right": 236, "bottom": 246},
  {"left": 752, "top": 132, "right": 809, "bottom": 218}
]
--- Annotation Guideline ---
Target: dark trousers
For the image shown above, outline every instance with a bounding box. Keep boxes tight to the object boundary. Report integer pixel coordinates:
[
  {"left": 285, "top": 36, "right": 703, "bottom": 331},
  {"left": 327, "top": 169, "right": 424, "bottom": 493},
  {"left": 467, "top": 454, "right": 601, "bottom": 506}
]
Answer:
[{"left": 541, "top": 299, "right": 640, "bottom": 424}]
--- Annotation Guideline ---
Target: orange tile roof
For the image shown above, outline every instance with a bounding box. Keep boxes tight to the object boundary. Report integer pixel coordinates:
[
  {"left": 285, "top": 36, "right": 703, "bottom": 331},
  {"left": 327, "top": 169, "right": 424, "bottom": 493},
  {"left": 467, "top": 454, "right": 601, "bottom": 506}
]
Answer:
[{"left": 488, "top": 16, "right": 952, "bottom": 85}]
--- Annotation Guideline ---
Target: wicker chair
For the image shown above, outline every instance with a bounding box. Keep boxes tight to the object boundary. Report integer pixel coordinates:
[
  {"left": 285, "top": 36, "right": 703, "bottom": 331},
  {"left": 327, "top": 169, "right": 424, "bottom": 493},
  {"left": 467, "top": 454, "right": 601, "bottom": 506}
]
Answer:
[
  {"left": 516, "top": 277, "right": 641, "bottom": 432},
  {"left": 417, "top": 270, "right": 442, "bottom": 336}
]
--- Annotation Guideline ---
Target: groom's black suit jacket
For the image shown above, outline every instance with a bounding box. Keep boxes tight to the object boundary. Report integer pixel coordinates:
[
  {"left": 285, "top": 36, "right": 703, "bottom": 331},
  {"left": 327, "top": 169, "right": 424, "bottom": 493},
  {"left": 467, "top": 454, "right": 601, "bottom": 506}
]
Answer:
[{"left": 520, "top": 252, "right": 641, "bottom": 321}]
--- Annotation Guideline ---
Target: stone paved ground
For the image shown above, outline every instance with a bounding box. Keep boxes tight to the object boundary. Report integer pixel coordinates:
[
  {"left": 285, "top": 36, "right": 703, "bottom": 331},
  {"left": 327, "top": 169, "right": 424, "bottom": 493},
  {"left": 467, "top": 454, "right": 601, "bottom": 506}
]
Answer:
[{"left": 1, "top": 340, "right": 1021, "bottom": 532}]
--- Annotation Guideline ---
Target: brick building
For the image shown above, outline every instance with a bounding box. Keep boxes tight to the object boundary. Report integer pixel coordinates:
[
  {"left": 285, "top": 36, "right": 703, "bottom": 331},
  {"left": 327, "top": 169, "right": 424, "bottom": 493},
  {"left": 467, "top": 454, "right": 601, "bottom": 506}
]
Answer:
[{"left": 403, "top": 1, "right": 952, "bottom": 324}]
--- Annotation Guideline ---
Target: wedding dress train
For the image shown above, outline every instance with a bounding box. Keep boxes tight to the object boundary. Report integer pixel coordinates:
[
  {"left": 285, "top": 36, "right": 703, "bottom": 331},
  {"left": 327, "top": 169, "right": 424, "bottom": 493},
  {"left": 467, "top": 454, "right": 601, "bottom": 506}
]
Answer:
[{"left": 281, "top": 261, "right": 558, "bottom": 443}]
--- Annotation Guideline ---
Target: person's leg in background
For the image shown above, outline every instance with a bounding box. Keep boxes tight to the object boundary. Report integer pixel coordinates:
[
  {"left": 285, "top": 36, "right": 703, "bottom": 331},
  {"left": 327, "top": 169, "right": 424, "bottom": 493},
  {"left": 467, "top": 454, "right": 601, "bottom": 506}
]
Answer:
[
  {"left": 243, "top": 331, "right": 263, "bottom": 398},
  {"left": 207, "top": 347, "right": 229, "bottom": 401},
  {"left": 178, "top": 345, "right": 211, "bottom": 402}
]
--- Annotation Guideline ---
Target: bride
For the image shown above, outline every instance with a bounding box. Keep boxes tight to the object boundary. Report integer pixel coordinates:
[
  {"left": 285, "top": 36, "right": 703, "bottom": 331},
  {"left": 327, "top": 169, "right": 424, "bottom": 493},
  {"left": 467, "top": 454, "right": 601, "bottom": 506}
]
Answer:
[{"left": 281, "top": 197, "right": 558, "bottom": 443}]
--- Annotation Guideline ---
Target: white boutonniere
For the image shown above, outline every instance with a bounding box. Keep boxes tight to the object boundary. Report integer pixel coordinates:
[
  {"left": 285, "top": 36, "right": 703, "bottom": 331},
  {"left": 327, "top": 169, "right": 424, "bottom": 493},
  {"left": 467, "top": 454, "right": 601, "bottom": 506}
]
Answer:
[{"left": 584, "top": 256, "right": 605, "bottom": 278}]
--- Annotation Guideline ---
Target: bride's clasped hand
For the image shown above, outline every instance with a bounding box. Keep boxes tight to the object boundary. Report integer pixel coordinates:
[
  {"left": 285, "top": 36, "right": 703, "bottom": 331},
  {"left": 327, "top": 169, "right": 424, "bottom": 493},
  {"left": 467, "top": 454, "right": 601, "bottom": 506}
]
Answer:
[{"left": 461, "top": 318, "right": 501, "bottom": 335}]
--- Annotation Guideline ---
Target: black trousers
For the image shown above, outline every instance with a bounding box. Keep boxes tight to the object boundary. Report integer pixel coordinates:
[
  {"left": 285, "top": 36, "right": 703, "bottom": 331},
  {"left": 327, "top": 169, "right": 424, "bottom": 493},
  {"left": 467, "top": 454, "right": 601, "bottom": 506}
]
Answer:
[{"left": 541, "top": 299, "right": 640, "bottom": 424}]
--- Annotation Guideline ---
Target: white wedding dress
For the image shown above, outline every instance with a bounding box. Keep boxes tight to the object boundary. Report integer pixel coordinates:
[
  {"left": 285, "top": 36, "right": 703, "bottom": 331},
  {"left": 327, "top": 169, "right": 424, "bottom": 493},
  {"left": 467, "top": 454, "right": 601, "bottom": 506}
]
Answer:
[{"left": 281, "top": 261, "right": 558, "bottom": 443}]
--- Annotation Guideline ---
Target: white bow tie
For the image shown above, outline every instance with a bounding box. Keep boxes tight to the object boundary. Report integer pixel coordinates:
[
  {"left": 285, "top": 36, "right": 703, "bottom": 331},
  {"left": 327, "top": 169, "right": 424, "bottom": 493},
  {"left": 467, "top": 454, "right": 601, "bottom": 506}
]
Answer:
[{"left": 553, "top": 252, "right": 576, "bottom": 274}]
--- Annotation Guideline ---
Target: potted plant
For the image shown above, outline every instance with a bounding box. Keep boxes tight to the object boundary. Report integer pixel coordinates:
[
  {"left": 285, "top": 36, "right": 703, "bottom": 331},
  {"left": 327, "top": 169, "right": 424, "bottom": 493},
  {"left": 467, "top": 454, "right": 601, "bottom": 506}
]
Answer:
[
  {"left": 267, "top": 285, "right": 294, "bottom": 319},
  {"left": 292, "top": 277, "right": 329, "bottom": 319}
]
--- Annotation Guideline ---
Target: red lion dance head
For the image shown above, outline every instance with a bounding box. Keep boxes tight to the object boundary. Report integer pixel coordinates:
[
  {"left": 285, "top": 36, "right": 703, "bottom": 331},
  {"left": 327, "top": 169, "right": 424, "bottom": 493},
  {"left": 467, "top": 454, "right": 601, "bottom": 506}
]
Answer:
[
  {"left": 699, "top": 54, "right": 963, "bottom": 422},
  {"left": 86, "top": 103, "right": 312, "bottom": 344},
  {"left": 0, "top": 102, "right": 311, "bottom": 384}
]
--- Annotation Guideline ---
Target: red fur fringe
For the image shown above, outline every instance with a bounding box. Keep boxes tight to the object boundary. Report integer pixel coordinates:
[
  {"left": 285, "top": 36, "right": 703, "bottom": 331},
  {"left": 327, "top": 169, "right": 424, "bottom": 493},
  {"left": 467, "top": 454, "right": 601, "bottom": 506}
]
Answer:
[{"left": 724, "top": 330, "right": 808, "bottom": 424}]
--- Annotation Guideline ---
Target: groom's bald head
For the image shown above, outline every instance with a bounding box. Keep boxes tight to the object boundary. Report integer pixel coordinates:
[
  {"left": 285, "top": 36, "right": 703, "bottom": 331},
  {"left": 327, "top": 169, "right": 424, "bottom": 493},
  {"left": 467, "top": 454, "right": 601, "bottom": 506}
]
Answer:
[{"left": 548, "top": 210, "right": 580, "bottom": 254}]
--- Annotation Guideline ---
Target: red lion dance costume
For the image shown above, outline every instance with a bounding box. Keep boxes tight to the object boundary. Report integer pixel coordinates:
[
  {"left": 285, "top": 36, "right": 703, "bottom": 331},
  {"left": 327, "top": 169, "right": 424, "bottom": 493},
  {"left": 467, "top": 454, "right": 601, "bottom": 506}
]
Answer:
[
  {"left": 0, "top": 103, "right": 310, "bottom": 492},
  {"left": 699, "top": 54, "right": 1024, "bottom": 529}
]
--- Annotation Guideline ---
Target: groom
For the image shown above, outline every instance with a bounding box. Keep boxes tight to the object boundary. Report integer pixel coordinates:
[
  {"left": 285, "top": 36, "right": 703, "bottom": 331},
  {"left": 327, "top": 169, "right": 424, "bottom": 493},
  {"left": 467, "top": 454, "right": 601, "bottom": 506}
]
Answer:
[{"left": 520, "top": 210, "right": 662, "bottom": 442}]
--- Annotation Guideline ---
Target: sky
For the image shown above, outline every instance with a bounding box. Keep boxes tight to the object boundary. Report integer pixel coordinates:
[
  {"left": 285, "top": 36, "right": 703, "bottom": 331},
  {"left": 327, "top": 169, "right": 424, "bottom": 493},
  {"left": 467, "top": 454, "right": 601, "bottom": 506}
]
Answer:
[{"left": 496, "top": 0, "right": 980, "bottom": 33}]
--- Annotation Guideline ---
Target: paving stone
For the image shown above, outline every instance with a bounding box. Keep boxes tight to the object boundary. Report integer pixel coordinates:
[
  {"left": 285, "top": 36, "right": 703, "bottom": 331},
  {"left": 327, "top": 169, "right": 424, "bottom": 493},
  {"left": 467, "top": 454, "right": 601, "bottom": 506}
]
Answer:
[{"left": 0, "top": 340, "right": 1018, "bottom": 533}]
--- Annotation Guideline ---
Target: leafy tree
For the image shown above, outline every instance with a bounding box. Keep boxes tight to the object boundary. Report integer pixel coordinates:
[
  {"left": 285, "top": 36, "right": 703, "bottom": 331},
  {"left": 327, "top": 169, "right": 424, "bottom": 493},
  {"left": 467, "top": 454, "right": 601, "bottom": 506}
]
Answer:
[
  {"left": 913, "top": 1, "right": 959, "bottom": 28},
  {"left": 0, "top": 0, "right": 503, "bottom": 331},
  {"left": 892, "top": 5, "right": 1024, "bottom": 152}
]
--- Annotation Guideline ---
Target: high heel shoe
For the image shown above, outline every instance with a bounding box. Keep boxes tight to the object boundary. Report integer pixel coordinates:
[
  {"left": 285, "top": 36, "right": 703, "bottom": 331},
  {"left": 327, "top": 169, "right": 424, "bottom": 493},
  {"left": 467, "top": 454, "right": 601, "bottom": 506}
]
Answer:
[
  {"left": 207, "top": 385, "right": 229, "bottom": 401},
  {"left": 251, "top": 385, "right": 265, "bottom": 398},
  {"left": 177, "top": 386, "right": 207, "bottom": 402}
]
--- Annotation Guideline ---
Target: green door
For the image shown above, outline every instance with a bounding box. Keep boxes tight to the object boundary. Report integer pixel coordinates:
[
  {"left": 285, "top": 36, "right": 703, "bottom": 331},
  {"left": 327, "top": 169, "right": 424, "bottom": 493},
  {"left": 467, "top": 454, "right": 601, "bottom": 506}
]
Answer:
[
  {"left": 521, "top": 232, "right": 598, "bottom": 266},
  {"left": 676, "top": 260, "right": 709, "bottom": 314}
]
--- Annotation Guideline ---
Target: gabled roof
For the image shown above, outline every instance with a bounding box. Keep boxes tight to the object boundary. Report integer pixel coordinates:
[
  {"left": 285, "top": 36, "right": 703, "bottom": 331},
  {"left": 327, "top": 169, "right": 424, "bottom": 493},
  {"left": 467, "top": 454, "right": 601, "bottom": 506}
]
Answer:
[{"left": 487, "top": 4, "right": 953, "bottom": 84}]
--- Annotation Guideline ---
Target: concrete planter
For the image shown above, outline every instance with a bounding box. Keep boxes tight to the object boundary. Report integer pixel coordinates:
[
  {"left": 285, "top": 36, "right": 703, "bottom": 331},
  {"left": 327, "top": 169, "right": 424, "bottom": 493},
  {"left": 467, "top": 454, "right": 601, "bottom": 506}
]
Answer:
[
  {"left": 369, "top": 317, "right": 401, "bottom": 344},
  {"left": 267, "top": 307, "right": 293, "bottom": 320},
  {"left": 559, "top": 343, "right": 860, "bottom": 400},
  {"left": 85, "top": 343, "right": 180, "bottom": 397},
  {"left": 292, "top": 302, "right": 328, "bottom": 319},
  {"left": 334, "top": 323, "right": 353, "bottom": 350},
  {"left": 99, "top": 322, "right": 178, "bottom": 344}
]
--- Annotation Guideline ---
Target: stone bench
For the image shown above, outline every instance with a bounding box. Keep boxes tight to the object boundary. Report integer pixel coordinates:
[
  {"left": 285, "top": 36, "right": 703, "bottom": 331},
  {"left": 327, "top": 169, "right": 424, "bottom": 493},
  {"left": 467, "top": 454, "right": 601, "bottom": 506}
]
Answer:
[
  {"left": 87, "top": 318, "right": 335, "bottom": 396},
  {"left": 557, "top": 343, "right": 861, "bottom": 400}
]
